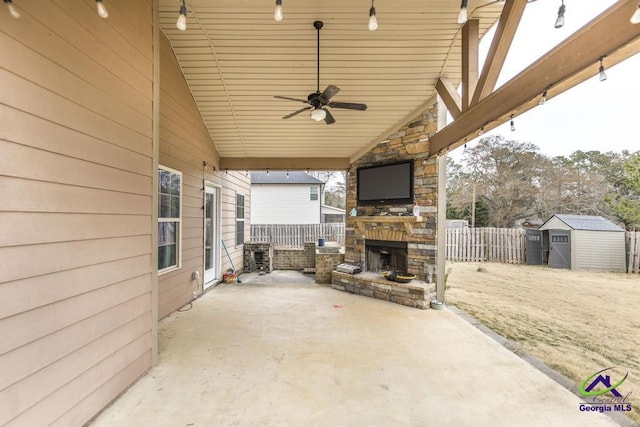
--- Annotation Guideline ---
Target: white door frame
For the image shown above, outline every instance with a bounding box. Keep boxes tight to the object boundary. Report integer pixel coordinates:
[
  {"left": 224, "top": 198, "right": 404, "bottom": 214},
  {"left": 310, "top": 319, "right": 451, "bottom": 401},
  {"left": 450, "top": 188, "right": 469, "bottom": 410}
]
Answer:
[{"left": 203, "top": 181, "right": 222, "bottom": 288}]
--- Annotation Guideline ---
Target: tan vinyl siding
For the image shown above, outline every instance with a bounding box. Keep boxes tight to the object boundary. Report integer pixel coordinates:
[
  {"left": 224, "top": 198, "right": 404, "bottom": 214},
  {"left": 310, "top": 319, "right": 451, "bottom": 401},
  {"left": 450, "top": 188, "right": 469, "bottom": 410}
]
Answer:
[
  {"left": 573, "top": 230, "right": 627, "bottom": 273},
  {"left": 0, "top": 1, "right": 153, "bottom": 425},
  {"left": 158, "top": 33, "right": 250, "bottom": 319}
]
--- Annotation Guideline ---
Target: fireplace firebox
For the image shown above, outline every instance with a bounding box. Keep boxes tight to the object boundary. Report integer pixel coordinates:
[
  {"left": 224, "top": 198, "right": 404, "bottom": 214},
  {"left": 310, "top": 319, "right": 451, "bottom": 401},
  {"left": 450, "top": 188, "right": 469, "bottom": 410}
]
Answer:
[{"left": 365, "top": 240, "right": 408, "bottom": 273}]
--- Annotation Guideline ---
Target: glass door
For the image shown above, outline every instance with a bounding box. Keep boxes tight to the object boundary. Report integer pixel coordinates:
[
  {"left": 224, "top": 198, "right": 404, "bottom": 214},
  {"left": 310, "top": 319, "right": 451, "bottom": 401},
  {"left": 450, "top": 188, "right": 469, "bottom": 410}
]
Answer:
[{"left": 204, "top": 185, "right": 219, "bottom": 286}]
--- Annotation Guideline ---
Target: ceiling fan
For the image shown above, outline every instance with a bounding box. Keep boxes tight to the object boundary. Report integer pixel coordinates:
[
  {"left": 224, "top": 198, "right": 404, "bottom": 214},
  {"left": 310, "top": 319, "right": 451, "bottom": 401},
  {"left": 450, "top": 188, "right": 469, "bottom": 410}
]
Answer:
[{"left": 274, "top": 20, "right": 367, "bottom": 125}]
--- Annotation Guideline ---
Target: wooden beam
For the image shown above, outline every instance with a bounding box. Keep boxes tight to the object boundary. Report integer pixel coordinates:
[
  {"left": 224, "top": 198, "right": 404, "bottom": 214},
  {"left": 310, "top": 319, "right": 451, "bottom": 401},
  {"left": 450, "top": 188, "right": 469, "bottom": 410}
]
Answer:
[
  {"left": 435, "top": 77, "right": 462, "bottom": 119},
  {"left": 461, "top": 19, "right": 479, "bottom": 111},
  {"left": 471, "top": 0, "right": 528, "bottom": 106},
  {"left": 429, "top": 0, "right": 640, "bottom": 156},
  {"left": 220, "top": 157, "right": 350, "bottom": 170}
]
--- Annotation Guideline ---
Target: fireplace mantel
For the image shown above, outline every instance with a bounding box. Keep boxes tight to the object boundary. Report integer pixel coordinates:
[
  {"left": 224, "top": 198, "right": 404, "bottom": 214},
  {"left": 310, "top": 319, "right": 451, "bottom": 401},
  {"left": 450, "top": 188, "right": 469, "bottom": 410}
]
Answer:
[{"left": 353, "top": 216, "right": 424, "bottom": 235}]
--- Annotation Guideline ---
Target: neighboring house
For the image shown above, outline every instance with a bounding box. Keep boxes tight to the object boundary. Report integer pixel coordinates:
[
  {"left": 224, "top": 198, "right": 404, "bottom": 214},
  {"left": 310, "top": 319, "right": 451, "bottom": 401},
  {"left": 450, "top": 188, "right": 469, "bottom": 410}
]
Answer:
[
  {"left": 532, "top": 214, "right": 626, "bottom": 272},
  {"left": 321, "top": 204, "right": 346, "bottom": 223},
  {"left": 251, "top": 171, "right": 324, "bottom": 224}
]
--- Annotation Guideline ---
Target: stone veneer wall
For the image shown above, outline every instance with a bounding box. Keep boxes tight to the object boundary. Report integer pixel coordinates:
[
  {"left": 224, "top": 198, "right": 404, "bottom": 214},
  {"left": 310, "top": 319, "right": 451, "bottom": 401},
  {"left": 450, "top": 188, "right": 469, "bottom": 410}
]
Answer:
[
  {"left": 315, "top": 251, "right": 345, "bottom": 284},
  {"left": 345, "top": 103, "right": 440, "bottom": 283}
]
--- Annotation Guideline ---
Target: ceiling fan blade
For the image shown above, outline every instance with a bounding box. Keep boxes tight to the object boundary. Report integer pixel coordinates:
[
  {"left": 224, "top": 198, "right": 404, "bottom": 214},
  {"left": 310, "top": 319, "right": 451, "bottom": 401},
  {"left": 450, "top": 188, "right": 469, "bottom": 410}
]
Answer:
[
  {"left": 274, "top": 95, "right": 309, "bottom": 104},
  {"left": 320, "top": 85, "right": 340, "bottom": 102},
  {"left": 328, "top": 101, "right": 367, "bottom": 111},
  {"left": 282, "top": 106, "right": 312, "bottom": 119},
  {"left": 323, "top": 109, "right": 336, "bottom": 125}
]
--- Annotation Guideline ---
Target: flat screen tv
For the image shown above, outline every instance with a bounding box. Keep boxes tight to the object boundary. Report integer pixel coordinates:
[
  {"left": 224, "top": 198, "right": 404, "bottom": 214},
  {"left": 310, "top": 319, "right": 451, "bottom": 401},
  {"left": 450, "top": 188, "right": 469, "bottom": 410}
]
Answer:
[{"left": 357, "top": 161, "right": 414, "bottom": 206}]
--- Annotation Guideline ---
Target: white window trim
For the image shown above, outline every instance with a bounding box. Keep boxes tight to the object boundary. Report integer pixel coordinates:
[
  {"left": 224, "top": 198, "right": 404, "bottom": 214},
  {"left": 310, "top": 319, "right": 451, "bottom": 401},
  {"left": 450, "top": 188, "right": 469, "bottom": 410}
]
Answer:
[
  {"left": 236, "top": 193, "right": 245, "bottom": 247},
  {"left": 158, "top": 165, "right": 183, "bottom": 275},
  {"left": 310, "top": 185, "right": 319, "bottom": 201}
]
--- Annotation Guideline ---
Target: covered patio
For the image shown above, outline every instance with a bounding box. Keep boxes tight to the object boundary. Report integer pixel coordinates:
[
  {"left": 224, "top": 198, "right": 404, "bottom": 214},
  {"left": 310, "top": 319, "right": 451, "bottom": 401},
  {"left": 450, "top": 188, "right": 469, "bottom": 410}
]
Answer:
[
  {"left": 2, "top": 0, "right": 640, "bottom": 424},
  {"left": 90, "top": 280, "right": 618, "bottom": 426}
]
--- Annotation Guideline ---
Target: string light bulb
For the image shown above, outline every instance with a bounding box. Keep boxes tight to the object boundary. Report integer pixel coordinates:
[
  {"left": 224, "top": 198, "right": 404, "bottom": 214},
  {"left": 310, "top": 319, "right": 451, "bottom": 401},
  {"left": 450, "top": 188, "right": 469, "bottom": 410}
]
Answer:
[
  {"left": 554, "top": 0, "right": 565, "bottom": 29},
  {"left": 368, "top": 0, "right": 378, "bottom": 31},
  {"left": 510, "top": 115, "right": 516, "bottom": 132},
  {"left": 598, "top": 56, "right": 607, "bottom": 81},
  {"left": 266, "top": 169, "right": 270, "bottom": 175},
  {"left": 4, "top": 0, "right": 20, "bottom": 18},
  {"left": 632, "top": 1, "right": 640, "bottom": 24},
  {"left": 539, "top": 89, "right": 548, "bottom": 105},
  {"left": 458, "top": 0, "right": 468, "bottom": 25},
  {"left": 286, "top": 170, "right": 290, "bottom": 179},
  {"left": 176, "top": 0, "right": 187, "bottom": 31},
  {"left": 274, "top": 0, "right": 283, "bottom": 22},
  {"left": 478, "top": 127, "right": 484, "bottom": 137},
  {"left": 96, "top": 0, "right": 108, "bottom": 19}
]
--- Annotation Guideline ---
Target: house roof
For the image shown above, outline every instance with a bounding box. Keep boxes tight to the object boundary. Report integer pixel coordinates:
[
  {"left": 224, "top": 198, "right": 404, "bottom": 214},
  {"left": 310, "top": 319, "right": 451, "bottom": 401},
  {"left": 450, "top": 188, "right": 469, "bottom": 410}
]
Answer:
[
  {"left": 544, "top": 215, "right": 625, "bottom": 232},
  {"left": 321, "top": 204, "right": 346, "bottom": 215},
  {"left": 251, "top": 171, "right": 324, "bottom": 184}
]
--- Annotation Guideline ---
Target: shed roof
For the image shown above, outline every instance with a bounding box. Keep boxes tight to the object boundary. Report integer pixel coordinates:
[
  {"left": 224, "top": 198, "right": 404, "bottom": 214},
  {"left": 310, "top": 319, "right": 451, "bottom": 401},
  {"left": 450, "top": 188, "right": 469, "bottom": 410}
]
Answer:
[
  {"left": 251, "top": 171, "right": 324, "bottom": 185},
  {"left": 543, "top": 215, "right": 624, "bottom": 232}
]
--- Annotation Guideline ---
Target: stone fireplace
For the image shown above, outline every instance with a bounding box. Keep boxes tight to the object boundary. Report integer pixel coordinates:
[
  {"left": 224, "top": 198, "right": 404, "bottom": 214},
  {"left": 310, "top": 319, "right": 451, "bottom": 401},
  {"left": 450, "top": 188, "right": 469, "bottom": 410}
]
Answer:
[{"left": 331, "top": 102, "right": 441, "bottom": 308}]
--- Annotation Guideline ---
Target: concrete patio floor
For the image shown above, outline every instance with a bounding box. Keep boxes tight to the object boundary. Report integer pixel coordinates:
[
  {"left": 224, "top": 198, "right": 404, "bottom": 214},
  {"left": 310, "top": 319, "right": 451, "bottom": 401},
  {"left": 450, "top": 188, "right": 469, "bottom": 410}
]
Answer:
[{"left": 90, "top": 276, "right": 618, "bottom": 427}]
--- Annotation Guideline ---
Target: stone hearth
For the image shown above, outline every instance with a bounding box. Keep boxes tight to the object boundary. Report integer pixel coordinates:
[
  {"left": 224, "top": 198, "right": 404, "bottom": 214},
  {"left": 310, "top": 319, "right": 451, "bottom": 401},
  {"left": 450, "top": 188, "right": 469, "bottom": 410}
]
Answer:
[{"left": 332, "top": 271, "right": 435, "bottom": 309}]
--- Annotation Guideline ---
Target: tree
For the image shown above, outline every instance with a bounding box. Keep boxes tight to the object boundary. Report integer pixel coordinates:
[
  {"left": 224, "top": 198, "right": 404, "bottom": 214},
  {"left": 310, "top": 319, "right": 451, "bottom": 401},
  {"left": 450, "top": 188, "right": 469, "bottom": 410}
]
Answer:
[
  {"left": 458, "top": 135, "right": 550, "bottom": 227},
  {"left": 321, "top": 171, "right": 346, "bottom": 209},
  {"left": 608, "top": 153, "right": 640, "bottom": 229},
  {"left": 446, "top": 136, "right": 633, "bottom": 228}
]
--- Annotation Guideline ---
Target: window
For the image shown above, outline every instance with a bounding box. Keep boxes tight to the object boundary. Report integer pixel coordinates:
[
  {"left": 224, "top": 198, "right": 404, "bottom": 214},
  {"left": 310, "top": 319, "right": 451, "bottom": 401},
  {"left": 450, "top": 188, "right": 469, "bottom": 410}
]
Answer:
[
  {"left": 551, "top": 235, "right": 569, "bottom": 243},
  {"left": 310, "top": 185, "right": 319, "bottom": 201},
  {"left": 236, "top": 193, "right": 245, "bottom": 246},
  {"left": 158, "top": 166, "right": 181, "bottom": 273}
]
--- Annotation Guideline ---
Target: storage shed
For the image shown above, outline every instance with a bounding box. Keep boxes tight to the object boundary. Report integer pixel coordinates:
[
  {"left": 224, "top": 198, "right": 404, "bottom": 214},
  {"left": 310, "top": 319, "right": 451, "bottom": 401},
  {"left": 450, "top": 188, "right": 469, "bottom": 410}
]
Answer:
[{"left": 535, "top": 214, "right": 626, "bottom": 272}]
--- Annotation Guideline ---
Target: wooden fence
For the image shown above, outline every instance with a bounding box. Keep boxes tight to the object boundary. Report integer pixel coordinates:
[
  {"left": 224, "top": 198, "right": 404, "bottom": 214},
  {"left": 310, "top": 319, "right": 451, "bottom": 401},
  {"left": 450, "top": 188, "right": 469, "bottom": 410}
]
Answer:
[
  {"left": 250, "top": 225, "right": 639, "bottom": 272},
  {"left": 250, "top": 223, "right": 345, "bottom": 248},
  {"left": 446, "top": 227, "right": 526, "bottom": 264},
  {"left": 626, "top": 231, "right": 640, "bottom": 273}
]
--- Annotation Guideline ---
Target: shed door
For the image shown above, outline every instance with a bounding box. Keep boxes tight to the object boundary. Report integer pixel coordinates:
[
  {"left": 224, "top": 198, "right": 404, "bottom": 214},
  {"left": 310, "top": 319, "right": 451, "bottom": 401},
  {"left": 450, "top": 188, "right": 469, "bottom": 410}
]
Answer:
[
  {"left": 549, "top": 230, "right": 571, "bottom": 269},
  {"left": 526, "top": 229, "right": 542, "bottom": 265}
]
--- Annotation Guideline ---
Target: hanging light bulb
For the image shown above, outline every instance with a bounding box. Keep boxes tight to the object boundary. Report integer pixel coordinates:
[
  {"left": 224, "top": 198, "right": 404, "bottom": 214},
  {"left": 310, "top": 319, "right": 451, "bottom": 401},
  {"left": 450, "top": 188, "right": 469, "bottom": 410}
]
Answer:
[
  {"left": 598, "top": 56, "right": 607, "bottom": 82},
  {"left": 554, "top": 0, "right": 565, "bottom": 29},
  {"left": 3, "top": 0, "right": 20, "bottom": 18},
  {"left": 368, "top": 0, "right": 378, "bottom": 31},
  {"left": 539, "top": 89, "right": 548, "bottom": 105},
  {"left": 176, "top": 0, "right": 187, "bottom": 31},
  {"left": 458, "top": 0, "right": 468, "bottom": 25},
  {"left": 286, "top": 170, "right": 290, "bottom": 179},
  {"left": 266, "top": 168, "right": 270, "bottom": 175},
  {"left": 478, "top": 127, "right": 484, "bottom": 137},
  {"left": 310, "top": 108, "right": 327, "bottom": 122},
  {"left": 632, "top": 1, "right": 640, "bottom": 24},
  {"left": 274, "top": 0, "right": 283, "bottom": 22},
  {"left": 510, "top": 115, "right": 516, "bottom": 132},
  {"left": 96, "top": 0, "right": 109, "bottom": 19}
]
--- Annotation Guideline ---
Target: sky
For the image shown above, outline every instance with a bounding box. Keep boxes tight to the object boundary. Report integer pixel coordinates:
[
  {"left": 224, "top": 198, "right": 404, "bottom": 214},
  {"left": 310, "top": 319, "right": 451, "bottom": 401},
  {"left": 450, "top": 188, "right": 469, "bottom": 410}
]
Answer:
[{"left": 450, "top": 0, "right": 640, "bottom": 161}]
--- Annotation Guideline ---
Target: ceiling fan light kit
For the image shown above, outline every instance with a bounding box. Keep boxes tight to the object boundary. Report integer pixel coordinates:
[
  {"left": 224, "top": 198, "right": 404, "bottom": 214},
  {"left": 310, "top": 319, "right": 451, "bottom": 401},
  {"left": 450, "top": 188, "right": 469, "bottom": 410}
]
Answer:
[
  {"left": 274, "top": 21, "right": 368, "bottom": 125},
  {"left": 310, "top": 108, "right": 327, "bottom": 121}
]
